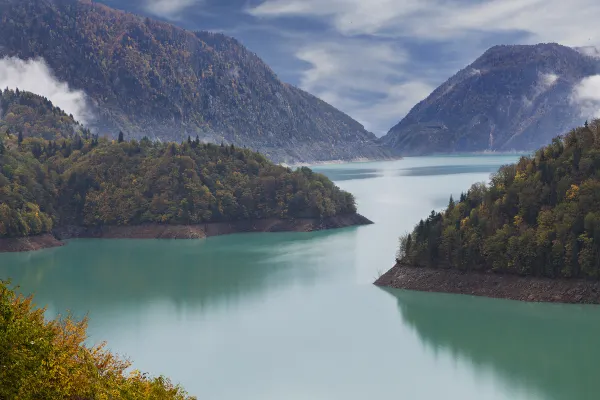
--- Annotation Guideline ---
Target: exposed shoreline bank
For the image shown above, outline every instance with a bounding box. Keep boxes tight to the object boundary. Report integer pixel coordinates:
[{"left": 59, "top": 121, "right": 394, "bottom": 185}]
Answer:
[
  {"left": 282, "top": 155, "right": 402, "bottom": 168},
  {"left": 0, "top": 214, "right": 372, "bottom": 253},
  {"left": 375, "top": 263, "right": 600, "bottom": 304}
]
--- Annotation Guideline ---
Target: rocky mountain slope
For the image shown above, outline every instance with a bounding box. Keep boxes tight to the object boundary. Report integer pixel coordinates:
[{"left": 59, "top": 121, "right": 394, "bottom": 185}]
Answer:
[
  {"left": 381, "top": 43, "right": 600, "bottom": 154},
  {"left": 0, "top": 0, "right": 391, "bottom": 163}
]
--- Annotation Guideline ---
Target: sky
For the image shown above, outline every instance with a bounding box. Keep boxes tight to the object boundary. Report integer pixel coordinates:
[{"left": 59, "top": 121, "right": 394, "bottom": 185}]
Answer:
[{"left": 88, "top": 0, "right": 600, "bottom": 135}]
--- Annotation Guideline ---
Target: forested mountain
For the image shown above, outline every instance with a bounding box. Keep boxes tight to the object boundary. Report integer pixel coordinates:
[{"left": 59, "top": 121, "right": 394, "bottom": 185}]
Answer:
[
  {"left": 381, "top": 43, "right": 600, "bottom": 155},
  {"left": 0, "top": 0, "right": 392, "bottom": 164},
  {"left": 396, "top": 120, "right": 600, "bottom": 279},
  {"left": 0, "top": 88, "right": 90, "bottom": 140},
  {"left": 0, "top": 91, "right": 361, "bottom": 239}
]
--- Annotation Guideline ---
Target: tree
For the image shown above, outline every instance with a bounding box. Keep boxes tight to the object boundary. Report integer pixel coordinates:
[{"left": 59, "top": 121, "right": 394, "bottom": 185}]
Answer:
[
  {"left": 0, "top": 137, "right": 4, "bottom": 154},
  {"left": 118, "top": 131, "right": 124, "bottom": 143},
  {"left": 17, "top": 131, "right": 23, "bottom": 144}
]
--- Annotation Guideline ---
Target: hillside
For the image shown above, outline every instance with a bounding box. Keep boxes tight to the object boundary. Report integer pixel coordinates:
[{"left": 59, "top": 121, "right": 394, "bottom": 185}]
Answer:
[
  {"left": 381, "top": 43, "right": 600, "bottom": 155},
  {"left": 0, "top": 0, "right": 392, "bottom": 164},
  {"left": 385, "top": 120, "right": 600, "bottom": 282},
  {"left": 0, "top": 88, "right": 90, "bottom": 140},
  {"left": 0, "top": 92, "right": 367, "bottom": 244}
]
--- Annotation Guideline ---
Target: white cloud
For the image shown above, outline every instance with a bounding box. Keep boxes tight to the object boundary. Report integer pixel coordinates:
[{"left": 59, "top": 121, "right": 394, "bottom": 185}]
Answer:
[
  {"left": 572, "top": 75, "right": 600, "bottom": 118},
  {"left": 144, "top": 0, "right": 201, "bottom": 20},
  {"left": 295, "top": 40, "right": 433, "bottom": 134},
  {"left": 250, "top": 0, "right": 600, "bottom": 133},
  {"left": 0, "top": 57, "right": 92, "bottom": 124},
  {"left": 250, "top": 0, "right": 600, "bottom": 45}
]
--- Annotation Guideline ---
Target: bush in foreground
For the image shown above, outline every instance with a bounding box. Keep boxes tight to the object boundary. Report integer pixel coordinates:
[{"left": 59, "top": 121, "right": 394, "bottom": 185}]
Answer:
[{"left": 0, "top": 280, "right": 195, "bottom": 399}]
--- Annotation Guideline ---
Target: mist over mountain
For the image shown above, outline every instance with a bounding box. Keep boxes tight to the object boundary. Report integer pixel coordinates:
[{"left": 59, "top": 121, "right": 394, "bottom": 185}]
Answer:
[{"left": 0, "top": 0, "right": 392, "bottom": 164}]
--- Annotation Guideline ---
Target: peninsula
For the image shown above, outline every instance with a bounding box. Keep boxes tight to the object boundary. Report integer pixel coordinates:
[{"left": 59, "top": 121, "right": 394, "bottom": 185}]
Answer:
[
  {"left": 0, "top": 90, "right": 371, "bottom": 252},
  {"left": 377, "top": 120, "right": 600, "bottom": 304}
]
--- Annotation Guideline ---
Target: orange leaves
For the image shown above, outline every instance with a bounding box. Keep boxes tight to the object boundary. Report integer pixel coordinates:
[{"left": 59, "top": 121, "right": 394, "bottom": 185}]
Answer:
[{"left": 0, "top": 281, "right": 195, "bottom": 399}]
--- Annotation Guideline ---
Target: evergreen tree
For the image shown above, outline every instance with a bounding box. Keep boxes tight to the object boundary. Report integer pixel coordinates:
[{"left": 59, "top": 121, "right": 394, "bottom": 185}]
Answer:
[
  {"left": 118, "top": 131, "right": 124, "bottom": 143},
  {"left": 17, "top": 131, "right": 23, "bottom": 144}
]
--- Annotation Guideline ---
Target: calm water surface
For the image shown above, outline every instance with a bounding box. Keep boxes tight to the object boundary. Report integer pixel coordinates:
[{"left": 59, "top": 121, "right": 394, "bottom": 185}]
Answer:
[{"left": 2, "top": 155, "right": 600, "bottom": 400}]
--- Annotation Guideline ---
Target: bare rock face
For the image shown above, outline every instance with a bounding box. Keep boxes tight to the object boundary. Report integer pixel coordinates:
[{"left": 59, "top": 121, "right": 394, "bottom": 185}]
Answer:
[
  {"left": 0, "top": 0, "right": 392, "bottom": 164},
  {"left": 381, "top": 43, "right": 600, "bottom": 155}
]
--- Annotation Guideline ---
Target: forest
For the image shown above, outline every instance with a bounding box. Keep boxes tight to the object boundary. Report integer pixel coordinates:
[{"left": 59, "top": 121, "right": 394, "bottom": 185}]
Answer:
[
  {"left": 0, "top": 90, "right": 357, "bottom": 239},
  {"left": 398, "top": 120, "right": 600, "bottom": 279}
]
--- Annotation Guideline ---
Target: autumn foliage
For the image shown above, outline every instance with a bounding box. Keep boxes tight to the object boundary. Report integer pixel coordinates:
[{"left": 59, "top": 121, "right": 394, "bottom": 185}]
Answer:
[
  {"left": 398, "top": 120, "right": 600, "bottom": 279},
  {"left": 0, "top": 280, "right": 195, "bottom": 399},
  {"left": 0, "top": 91, "right": 357, "bottom": 239}
]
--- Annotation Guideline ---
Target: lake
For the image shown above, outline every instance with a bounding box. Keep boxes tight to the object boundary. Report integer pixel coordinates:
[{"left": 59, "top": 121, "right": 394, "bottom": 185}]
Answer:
[{"left": 2, "top": 155, "right": 600, "bottom": 400}]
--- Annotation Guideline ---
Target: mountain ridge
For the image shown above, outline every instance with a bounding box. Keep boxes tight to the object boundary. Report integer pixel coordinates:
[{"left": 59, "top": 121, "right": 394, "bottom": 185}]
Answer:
[
  {"left": 381, "top": 43, "right": 600, "bottom": 155},
  {"left": 0, "top": 0, "right": 392, "bottom": 163}
]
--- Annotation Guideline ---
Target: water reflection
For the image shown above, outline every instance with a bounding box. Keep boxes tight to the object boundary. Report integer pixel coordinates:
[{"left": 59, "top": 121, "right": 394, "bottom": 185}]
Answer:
[
  {"left": 386, "top": 288, "right": 600, "bottom": 400},
  {"left": 313, "top": 168, "right": 382, "bottom": 181},
  {"left": 397, "top": 164, "right": 504, "bottom": 177},
  {"left": 1, "top": 228, "right": 359, "bottom": 317}
]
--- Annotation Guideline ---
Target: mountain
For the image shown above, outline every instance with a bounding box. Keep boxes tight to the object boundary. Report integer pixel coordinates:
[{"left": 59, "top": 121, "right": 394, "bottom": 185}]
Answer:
[
  {"left": 381, "top": 43, "right": 600, "bottom": 155},
  {"left": 0, "top": 0, "right": 392, "bottom": 164},
  {"left": 390, "top": 120, "right": 600, "bottom": 280},
  {"left": 0, "top": 91, "right": 367, "bottom": 241}
]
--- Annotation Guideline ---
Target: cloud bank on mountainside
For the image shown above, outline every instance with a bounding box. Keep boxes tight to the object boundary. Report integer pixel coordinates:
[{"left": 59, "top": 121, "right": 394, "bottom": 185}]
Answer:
[
  {"left": 572, "top": 75, "right": 600, "bottom": 119},
  {"left": 0, "top": 57, "right": 92, "bottom": 124}
]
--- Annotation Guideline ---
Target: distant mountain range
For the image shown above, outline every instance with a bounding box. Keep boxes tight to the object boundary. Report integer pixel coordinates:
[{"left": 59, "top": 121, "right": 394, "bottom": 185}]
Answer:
[
  {"left": 381, "top": 43, "right": 600, "bottom": 155},
  {"left": 0, "top": 0, "right": 392, "bottom": 164}
]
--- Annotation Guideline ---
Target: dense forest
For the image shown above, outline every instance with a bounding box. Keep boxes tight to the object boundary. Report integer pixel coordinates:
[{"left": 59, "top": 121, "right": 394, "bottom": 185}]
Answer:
[
  {"left": 0, "top": 279, "right": 194, "bottom": 399},
  {"left": 0, "top": 88, "right": 90, "bottom": 140},
  {"left": 0, "top": 0, "right": 391, "bottom": 163},
  {"left": 0, "top": 90, "right": 357, "bottom": 239},
  {"left": 398, "top": 120, "right": 600, "bottom": 279}
]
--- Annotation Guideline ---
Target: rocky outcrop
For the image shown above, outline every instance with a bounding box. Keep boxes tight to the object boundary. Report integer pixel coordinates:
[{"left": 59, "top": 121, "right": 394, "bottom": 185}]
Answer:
[
  {"left": 1, "top": 214, "right": 372, "bottom": 253},
  {"left": 0, "top": 233, "right": 64, "bottom": 253},
  {"left": 375, "top": 263, "right": 600, "bottom": 304}
]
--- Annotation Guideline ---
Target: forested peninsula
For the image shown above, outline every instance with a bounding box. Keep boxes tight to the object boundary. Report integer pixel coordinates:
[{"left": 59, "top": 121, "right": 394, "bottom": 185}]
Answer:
[
  {"left": 377, "top": 120, "right": 600, "bottom": 303},
  {"left": 0, "top": 89, "right": 371, "bottom": 252}
]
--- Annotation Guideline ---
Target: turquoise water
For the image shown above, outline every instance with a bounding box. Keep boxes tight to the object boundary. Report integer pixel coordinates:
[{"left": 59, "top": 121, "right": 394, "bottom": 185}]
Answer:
[{"left": 2, "top": 155, "right": 600, "bottom": 400}]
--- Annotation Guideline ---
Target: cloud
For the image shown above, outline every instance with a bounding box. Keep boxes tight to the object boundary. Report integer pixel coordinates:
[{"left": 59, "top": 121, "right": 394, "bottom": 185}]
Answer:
[
  {"left": 295, "top": 40, "right": 434, "bottom": 134},
  {"left": 572, "top": 75, "right": 600, "bottom": 118},
  {"left": 144, "top": 0, "right": 202, "bottom": 20},
  {"left": 0, "top": 57, "right": 92, "bottom": 124},
  {"left": 250, "top": 0, "right": 600, "bottom": 45},
  {"left": 248, "top": 0, "right": 600, "bottom": 134}
]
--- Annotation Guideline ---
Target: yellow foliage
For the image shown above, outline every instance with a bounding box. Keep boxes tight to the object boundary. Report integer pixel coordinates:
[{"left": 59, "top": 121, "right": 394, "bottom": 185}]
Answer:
[
  {"left": 514, "top": 215, "right": 524, "bottom": 227},
  {"left": 514, "top": 170, "right": 526, "bottom": 183},
  {"left": 566, "top": 184, "right": 579, "bottom": 200},
  {"left": 0, "top": 280, "right": 195, "bottom": 400}
]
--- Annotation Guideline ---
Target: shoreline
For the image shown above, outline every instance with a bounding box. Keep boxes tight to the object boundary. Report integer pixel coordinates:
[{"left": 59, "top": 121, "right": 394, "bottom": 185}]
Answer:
[
  {"left": 375, "top": 263, "right": 600, "bottom": 304},
  {"left": 0, "top": 214, "right": 372, "bottom": 253},
  {"left": 282, "top": 156, "right": 402, "bottom": 168}
]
